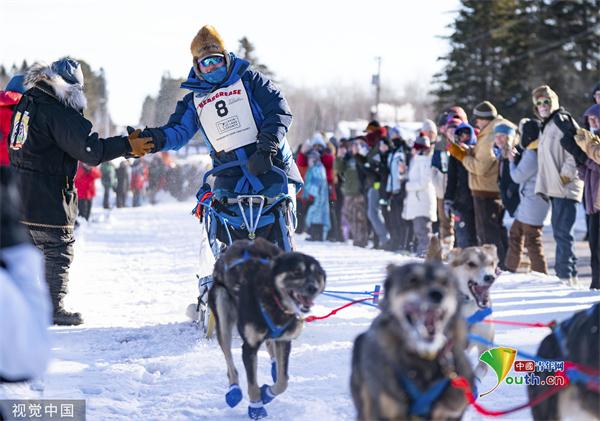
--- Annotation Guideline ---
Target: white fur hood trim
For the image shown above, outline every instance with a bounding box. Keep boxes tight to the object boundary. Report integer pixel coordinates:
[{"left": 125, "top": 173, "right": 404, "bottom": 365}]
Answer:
[{"left": 24, "top": 63, "right": 87, "bottom": 111}]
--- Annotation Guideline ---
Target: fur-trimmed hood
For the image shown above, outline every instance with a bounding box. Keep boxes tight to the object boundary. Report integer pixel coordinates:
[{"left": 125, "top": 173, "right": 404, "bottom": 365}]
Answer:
[{"left": 24, "top": 63, "right": 87, "bottom": 111}]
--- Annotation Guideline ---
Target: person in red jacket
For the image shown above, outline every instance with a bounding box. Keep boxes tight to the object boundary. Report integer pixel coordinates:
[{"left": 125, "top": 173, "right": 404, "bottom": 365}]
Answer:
[
  {"left": 74, "top": 163, "right": 101, "bottom": 221},
  {"left": 0, "top": 75, "right": 25, "bottom": 167}
]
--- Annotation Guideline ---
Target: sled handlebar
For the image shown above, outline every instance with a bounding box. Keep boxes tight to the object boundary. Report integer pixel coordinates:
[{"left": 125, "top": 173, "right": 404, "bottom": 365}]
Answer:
[{"left": 202, "top": 159, "right": 289, "bottom": 193}]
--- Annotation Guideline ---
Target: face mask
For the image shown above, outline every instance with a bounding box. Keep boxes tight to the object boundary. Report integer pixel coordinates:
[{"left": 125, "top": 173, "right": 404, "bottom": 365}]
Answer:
[{"left": 202, "top": 66, "right": 227, "bottom": 84}]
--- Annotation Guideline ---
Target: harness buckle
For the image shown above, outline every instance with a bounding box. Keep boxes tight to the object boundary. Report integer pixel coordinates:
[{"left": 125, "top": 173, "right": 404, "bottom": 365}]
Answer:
[{"left": 236, "top": 195, "right": 265, "bottom": 240}]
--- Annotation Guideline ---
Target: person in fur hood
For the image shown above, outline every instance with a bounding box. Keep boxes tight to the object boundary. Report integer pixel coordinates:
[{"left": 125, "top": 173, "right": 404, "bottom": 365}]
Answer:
[
  {"left": 8, "top": 57, "right": 154, "bottom": 325},
  {"left": 532, "top": 84, "right": 585, "bottom": 285}
]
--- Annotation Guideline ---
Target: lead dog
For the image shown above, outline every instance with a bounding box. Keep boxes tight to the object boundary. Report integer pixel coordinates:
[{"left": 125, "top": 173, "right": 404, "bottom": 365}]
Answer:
[
  {"left": 351, "top": 262, "right": 474, "bottom": 420},
  {"left": 208, "top": 238, "right": 326, "bottom": 419},
  {"left": 528, "top": 303, "right": 599, "bottom": 421},
  {"left": 428, "top": 236, "right": 498, "bottom": 379}
]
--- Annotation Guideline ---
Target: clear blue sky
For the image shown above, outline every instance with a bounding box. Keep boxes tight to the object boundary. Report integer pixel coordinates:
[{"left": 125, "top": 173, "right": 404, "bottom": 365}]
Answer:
[{"left": 1, "top": 0, "right": 459, "bottom": 126}]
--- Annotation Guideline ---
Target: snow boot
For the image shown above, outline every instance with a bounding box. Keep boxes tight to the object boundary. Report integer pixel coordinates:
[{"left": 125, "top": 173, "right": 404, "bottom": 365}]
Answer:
[
  {"left": 225, "top": 384, "right": 243, "bottom": 408},
  {"left": 248, "top": 401, "right": 267, "bottom": 419},
  {"left": 53, "top": 308, "right": 83, "bottom": 326},
  {"left": 260, "top": 384, "right": 275, "bottom": 404}
]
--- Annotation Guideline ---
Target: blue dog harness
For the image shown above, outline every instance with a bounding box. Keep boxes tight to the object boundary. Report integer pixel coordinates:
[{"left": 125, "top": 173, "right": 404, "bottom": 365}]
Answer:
[
  {"left": 258, "top": 302, "right": 295, "bottom": 339},
  {"left": 395, "top": 370, "right": 450, "bottom": 418}
]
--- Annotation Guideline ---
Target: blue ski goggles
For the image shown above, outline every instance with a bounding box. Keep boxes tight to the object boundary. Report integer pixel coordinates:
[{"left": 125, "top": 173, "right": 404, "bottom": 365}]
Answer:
[{"left": 198, "top": 55, "right": 225, "bottom": 67}]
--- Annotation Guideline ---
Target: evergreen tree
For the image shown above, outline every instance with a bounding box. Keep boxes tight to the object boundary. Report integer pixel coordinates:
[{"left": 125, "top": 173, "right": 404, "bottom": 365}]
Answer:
[
  {"left": 433, "top": 0, "right": 600, "bottom": 122},
  {"left": 237, "top": 37, "right": 276, "bottom": 80}
]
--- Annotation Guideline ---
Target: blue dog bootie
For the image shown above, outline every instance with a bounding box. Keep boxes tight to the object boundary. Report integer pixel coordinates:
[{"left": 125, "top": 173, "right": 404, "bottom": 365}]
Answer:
[
  {"left": 270, "top": 358, "right": 277, "bottom": 383},
  {"left": 248, "top": 401, "right": 267, "bottom": 419},
  {"left": 260, "top": 384, "right": 276, "bottom": 404},
  {"left": 225, "top": 383, "right": 243, "bottom": 408}
]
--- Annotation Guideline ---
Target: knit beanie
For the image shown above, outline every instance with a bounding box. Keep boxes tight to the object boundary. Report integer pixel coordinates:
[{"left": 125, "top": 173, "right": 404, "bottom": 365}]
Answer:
[
  {"left": 583, "top": 104, "right": 600, "bottom": 121},
  {"left": 421, "top": 119, "right": 437, "bottom": 135},
  {"left": 472, "top": 101, "right": 498, "bottom": 120},
  {"left": 493, "top": 123, "right": 516, "bottom": 137}
]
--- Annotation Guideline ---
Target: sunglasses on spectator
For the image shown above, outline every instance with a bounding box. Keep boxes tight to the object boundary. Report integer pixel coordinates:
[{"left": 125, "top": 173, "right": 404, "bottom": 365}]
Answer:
[
  {"left": 198, "top": 55, "right": 224, "bottom": 67},
  {"left": 535, "top": 98, "right": 551, "bottom": 106}
]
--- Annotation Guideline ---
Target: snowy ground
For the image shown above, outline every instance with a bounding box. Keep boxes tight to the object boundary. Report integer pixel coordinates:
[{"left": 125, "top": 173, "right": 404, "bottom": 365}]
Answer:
[{"left": 3, "top": 197, "right": 600, "bottom": 421}]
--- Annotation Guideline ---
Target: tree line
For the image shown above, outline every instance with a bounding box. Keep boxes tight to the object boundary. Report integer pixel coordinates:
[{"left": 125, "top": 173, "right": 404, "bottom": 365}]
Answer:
[{"left": 433, "top": 0, "right": 600, "bottom": 122}]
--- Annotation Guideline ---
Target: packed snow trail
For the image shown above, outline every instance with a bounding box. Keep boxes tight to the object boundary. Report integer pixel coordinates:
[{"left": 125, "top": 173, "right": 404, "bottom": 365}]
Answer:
[{"left": 3, "top": 199, "right": 599, "bottom": 420}]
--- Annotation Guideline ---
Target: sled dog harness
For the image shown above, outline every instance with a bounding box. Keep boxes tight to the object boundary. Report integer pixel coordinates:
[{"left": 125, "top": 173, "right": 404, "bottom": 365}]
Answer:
[
  {"left": 395, "top": 370, "right": 450, "bottom": 419},
  {"left": 465, "top": 307, "right": 492, "bottom": 325},
  {"left": 223, "top": 249, "right": 296, "bottom": 339},
  {"left": 258, "top": 302, "right": 295, "bottom": 339},
  {"left": 553, "top": 303, "right": 597, "bottom": 358}
]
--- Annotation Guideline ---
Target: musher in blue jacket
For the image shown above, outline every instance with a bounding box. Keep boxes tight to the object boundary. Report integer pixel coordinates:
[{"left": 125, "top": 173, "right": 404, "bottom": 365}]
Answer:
[{"left": 139, "top": 25, "right": 302, "bottom": 198}]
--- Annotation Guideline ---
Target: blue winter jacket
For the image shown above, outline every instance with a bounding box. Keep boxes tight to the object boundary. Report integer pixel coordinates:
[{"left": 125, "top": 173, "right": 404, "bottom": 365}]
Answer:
[{"left": 153, "top": 53, "right": 300, "bottom": 194}]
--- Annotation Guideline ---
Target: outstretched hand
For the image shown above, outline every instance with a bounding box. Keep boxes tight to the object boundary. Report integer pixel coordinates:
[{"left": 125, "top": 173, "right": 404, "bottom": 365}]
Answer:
[{"left": 127, "top": 127, "right": 154, "bottom": 157}]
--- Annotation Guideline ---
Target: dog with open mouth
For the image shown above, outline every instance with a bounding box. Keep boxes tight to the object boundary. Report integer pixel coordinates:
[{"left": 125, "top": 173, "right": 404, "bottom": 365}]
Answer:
[
  {"left": 351, "top": 262, "right": 474, "bottom": 420},
  {"left": 428, "top": 236, "right": 499, "bottom": 380},
  {"left": 208, "top": 238, "right": 326, "bottom": 420}
]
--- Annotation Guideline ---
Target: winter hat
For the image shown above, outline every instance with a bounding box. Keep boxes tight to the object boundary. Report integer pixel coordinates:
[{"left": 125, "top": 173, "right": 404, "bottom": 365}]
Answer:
[
  {"left": 493, "top": 123, "right": 516, "bottom": 137},
  {"left": 389, "top": 126, "right": 402, "bottom": 139},
  {"left": 51, "top": 57, "right": 84, "bottom": 86},
  {"left": 413, "top": 135, "right": 431, "bottom": 149},
  {"left": 5, "top": 74, "right": 25, "bottom": 93},
  {"left": 190, "top": 25, "right": 229, "bottom": 75},
  {"left": 531, "top": 85, "right": 559, "bottom": 117},
  {"left": 583, "top": 104, "right": 600, "bottom": 121},
  {"left": 365, "top": 120, "right": 381, "bottom": 133},
  {"left": 310, "top": 133, "right": 326, "bottom": 148},
  {"left": 421, "top": 119, "right": 437, "bottom": 135},
  {"left": 472, "top": 101, "right": 498, "bottom": 120}
]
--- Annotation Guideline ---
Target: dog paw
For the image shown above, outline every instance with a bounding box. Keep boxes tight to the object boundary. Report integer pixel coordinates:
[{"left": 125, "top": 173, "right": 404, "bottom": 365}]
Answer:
[
  {"left": 270, "top": 360, "right": 277, "bottom": 383},
  {"left": 225, "top": 384, "right": 243, "bottom": 408},
  {"left": 248, "top": 401, "right": 267, "bottom": 419},
  {"left": 260, "top": 384, "right": 275, "bottom": 404}
]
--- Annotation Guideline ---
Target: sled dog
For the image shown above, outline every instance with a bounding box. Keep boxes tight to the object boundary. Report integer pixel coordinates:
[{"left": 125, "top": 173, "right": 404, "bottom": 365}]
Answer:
[
  {"left": 208, "top": 238, "right": 326, "bottom": 419},
  {"left": 528, "top": 303, "right": 599, "bottom": 421},
  {"left": 351, "top": 262, "right": 473, "bottom": 420},
  {"left": 427, "top": 235, "right": 498, "bottom": 379}
]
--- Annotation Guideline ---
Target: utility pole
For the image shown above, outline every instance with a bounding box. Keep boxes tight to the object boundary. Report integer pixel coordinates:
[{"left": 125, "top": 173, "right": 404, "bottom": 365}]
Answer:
[{"left": 371, "top": 56, "right": 382, "bottom": 120}]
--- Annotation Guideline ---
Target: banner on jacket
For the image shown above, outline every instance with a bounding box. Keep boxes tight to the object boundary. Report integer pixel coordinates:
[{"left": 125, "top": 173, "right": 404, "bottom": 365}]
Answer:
[{"left": 194, "top": 79, "right": 258, "bottom": 153}]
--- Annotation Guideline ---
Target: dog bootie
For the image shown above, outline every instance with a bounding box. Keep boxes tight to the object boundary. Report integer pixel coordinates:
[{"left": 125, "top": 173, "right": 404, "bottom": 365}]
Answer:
[
  {"left": 260, "top": 384, "right": 276, "bottom": 404},
  {"left": 225, "top": 384, "right": 243, "bottom": 408},
  {"left": 248, "top": 401, "right": 267, "bottom": 419},
  {"left": 271, "top": 359, "right": 277, "bottom": 383}
]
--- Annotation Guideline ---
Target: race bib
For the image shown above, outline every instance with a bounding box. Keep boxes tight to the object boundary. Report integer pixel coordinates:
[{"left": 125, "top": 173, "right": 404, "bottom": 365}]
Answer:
[{"left": 194, "top": 79, "right": 258, "bottom": 153}]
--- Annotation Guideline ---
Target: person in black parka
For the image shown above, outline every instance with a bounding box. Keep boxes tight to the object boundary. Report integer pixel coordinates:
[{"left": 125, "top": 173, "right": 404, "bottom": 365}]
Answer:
[{"left": 8, "top": 58, "right": 153, "bottom": 325}]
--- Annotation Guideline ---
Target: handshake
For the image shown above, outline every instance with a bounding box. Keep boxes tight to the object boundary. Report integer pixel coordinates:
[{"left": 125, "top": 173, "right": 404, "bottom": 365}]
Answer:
[{"left": 126, "top": 126, "right": 161, "bottom": 158}]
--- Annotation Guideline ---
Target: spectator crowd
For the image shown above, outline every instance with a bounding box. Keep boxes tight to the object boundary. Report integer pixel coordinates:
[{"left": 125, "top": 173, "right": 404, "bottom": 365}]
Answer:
[{"left": 294, "top": 82, "right": 600, "bottom": 290}]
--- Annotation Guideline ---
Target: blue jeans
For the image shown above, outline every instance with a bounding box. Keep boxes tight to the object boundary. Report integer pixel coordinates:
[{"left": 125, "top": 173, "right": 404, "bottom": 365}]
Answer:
[
  {"left": 551, "top": 198, "right": 578, "bottom": 278},
  {"left": 367, "top": 187, "right": 389, "bottom": 243}
]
